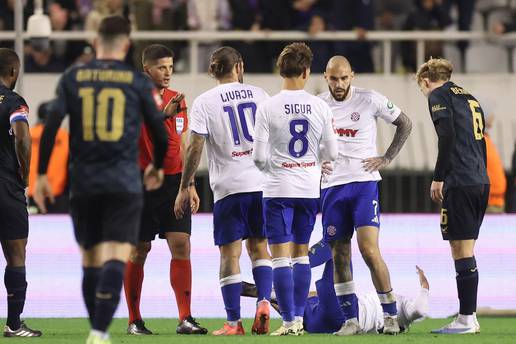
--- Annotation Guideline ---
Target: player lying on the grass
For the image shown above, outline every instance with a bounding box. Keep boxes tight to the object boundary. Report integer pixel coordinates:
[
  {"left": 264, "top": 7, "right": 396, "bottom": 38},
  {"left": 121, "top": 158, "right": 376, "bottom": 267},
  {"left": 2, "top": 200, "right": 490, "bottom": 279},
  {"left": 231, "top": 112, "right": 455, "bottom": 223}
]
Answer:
[
  {"left": 0, "top": 48, "right": 41, "bottom": 338},
  {"left": 123, "top": 44, "right": 206, "bottom": 336},
  {"left": 242, "top": 240, "right": 429, "bottom": 334},
  {"left": 318, "top": 56, "right": 412, "bottom": 336},
  {"left": 416, "top": 58, "right": 488, "bottom": 334},
  {"left": 252, "top": 43, "right": 338, "bottom": 336},
  {"left": 174, "top": 47, "right": 273, "bottom": 336}
]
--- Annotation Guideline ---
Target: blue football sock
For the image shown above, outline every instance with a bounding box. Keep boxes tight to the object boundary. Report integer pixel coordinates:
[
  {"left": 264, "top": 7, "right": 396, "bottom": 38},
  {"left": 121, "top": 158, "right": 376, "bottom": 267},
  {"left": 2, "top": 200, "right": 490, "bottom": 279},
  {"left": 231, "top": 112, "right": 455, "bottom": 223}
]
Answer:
[
  {"left": 220, "top": 274, "right": 241, "bottom": 321},
  {"left": 252, "top": 259, "right": 272, "bottom": 302},
  {"left": 82, "top": 267, "right": 101, "bottom": 325},
  {"left": 334, "top": 281, "right": 359, "bottom": 320},
  {"left": 292, "top": 256, "right": 311, "bottom": 317},
  {"left": 308, "top": 240, "right": 333, "bottom": 268},
  {"left": 92, "top": 260, "right": 125, "bottom": 332},
  {"left": 378, "top": 290, "right": 397, "bottom": 316},
  {"left": 272, "top": 257, "right": 294, "bottom": 322}
]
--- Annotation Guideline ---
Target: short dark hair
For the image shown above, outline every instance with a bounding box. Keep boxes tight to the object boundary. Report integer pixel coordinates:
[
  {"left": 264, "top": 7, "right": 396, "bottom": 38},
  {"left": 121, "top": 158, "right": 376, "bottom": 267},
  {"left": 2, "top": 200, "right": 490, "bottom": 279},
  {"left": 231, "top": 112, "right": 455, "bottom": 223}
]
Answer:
[
  {"left": 98, "top": 15, "right": 131, "bottom": 42},
  {"left": 208, "top": 46, "right": 242, "bottom": 79},
  {"left": 0, "top": 48, "right": 20, "bottom": 77},
  {"left": 277, "top": 42, "right": 313, "bottom": 78},
  {"left": 142, "top": 44, "right": 174, "bottom": 64}
]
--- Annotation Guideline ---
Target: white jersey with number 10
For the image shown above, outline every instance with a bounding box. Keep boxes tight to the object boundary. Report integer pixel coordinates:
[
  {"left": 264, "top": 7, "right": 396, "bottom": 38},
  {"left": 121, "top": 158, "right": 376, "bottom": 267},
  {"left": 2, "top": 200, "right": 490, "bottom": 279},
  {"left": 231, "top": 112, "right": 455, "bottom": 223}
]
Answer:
[
  {"left": 188, "top": 82, "right": 269, "bottom": 202},
  {"left": 254, "top": 89, "right": 336, "bottom": 199}
]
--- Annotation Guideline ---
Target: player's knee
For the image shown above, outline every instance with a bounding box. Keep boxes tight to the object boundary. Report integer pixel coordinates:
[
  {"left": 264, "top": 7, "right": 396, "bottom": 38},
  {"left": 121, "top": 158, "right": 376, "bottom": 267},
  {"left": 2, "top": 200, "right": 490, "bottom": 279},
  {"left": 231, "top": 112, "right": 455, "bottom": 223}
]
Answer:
[
  {"left": 171, "top": 238, "right": 191, "bottom": 259},
  {"left": 359, "top": 246, "right": 381, "bottom": 265},
  {"left": 131, "top": 242, "right": 151, "bottom": 263},
  {"left": 3, "top": 241, "right": 27, "bottom": 266}
]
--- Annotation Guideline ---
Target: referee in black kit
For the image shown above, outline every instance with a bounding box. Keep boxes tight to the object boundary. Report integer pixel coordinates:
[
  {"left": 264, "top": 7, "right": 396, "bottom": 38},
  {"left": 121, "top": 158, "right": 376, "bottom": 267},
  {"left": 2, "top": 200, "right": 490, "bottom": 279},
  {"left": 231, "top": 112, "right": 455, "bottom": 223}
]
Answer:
[{"left": 416, "top": 57, "right": 489, "bottom": 334}]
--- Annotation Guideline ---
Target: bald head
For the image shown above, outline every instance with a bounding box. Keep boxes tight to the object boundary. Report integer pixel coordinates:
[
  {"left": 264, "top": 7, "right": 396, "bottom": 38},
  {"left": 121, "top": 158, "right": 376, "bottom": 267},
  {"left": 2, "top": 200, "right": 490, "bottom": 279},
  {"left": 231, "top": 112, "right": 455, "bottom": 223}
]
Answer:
[
  {"left": 324, "top": 56, "right": 354, "bottom": 101},
  {"left": 326, "top": 55, "right": 352, "bottom": 73}
]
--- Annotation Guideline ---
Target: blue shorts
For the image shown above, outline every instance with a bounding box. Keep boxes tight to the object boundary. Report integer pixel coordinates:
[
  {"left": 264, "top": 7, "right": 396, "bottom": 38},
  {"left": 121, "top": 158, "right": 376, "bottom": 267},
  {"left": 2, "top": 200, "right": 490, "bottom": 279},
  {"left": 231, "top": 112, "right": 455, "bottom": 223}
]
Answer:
[
  {"left": 213, "top": 192, "right": 265, "bottom": 246},
  {"left": 321, "top": 181, "right": 380, "bottom": 242},
  {"left": 263, "top": 198, "right": 319, "bottom": 245}
]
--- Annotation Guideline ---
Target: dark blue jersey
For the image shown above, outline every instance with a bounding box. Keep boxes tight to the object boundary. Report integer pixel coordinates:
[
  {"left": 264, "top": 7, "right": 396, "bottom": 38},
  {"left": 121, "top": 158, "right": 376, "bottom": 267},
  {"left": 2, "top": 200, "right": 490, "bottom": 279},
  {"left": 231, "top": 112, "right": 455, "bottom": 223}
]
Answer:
[
  {"left": 39, "top": 59, "right": 167, "bottom": 196},
  {"left": 428, "top": 81, "right": 489, "bottom": 188},
  {"left": 0, "top": 85, "right": 29, "bottom": 188}
]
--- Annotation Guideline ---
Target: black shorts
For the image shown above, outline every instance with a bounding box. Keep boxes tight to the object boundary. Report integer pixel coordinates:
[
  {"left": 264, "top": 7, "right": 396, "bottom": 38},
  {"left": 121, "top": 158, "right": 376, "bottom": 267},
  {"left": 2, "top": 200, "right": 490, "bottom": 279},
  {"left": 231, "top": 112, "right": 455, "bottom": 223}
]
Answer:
[
  {"left": 70, "top": 192, "right": 143, "bottom": 249},
  {"left": 440, "top": 184, "right": 489, "bottom": 241},
  {"left": 0, "top": 178, "right": 28, "bottom": 241},
  {"left": 139, "top": 173, "right": 191, "bottom": 242}
]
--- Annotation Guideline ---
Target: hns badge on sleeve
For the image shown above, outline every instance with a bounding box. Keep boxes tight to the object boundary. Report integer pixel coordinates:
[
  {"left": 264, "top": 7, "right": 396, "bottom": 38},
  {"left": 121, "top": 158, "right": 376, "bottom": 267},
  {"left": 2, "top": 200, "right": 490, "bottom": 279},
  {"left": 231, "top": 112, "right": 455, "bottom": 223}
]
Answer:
[{"left": 176, "top": 117, "right": 185, "bottom": 134}]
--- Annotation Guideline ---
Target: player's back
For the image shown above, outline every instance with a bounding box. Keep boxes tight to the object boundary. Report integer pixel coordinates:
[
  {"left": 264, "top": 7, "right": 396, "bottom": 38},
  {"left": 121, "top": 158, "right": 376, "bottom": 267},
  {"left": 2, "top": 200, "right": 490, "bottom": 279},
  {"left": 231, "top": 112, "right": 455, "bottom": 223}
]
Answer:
[
  {"left": 55, "top": 59, "right": 161, "bottom": 195},
  {"left": 189, "top": 82, "right": 268, "bottom": 202},
  {"left": 428, "top": 82, "right": 489, "bottom": 188},
  {"left": 0, "top": 85, "right": 28, "bottom": 187},
  {"left": 255, "top": 90, "right": 334, "bottom": 198}
]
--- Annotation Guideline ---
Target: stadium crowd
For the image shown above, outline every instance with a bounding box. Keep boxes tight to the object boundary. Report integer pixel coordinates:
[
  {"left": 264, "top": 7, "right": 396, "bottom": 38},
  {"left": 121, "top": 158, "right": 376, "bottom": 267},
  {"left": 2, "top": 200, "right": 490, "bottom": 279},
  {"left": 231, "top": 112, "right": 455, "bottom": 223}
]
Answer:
[{"left": 2, "top": 0, "right": 516, "bottom": 73}]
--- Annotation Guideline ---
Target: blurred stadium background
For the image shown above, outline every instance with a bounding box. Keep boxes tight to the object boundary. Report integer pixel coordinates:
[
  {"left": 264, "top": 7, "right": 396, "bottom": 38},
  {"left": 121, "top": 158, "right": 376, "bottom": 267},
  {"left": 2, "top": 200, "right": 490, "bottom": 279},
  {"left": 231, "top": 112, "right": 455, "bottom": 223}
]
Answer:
[{"left": 0, "top": 0, "right": 515, "bottom": 320}]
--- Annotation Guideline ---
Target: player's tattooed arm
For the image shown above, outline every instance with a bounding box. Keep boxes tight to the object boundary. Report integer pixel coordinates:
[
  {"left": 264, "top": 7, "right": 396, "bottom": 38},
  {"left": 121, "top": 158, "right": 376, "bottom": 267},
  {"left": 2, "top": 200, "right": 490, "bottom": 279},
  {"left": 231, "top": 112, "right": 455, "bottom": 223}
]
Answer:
[
  {"left": 363, "top": 112, "right": 412, "bottom": 172},
  {"left": 180, "top": 132, "right": 205, "bottom": 190},
  {"left": 175, "top": 132, "right": 205, "bottom": 219},
  {"left": 12, "top": 121, "right": 31, "bottom": 186}
]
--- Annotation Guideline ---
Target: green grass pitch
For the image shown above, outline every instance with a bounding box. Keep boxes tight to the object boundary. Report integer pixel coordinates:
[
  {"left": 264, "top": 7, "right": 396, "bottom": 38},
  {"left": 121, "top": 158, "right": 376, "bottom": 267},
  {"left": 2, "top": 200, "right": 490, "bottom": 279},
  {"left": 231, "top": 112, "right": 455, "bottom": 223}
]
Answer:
[{"left": 2, "top": 317, "right": 515, "bottom": 343}]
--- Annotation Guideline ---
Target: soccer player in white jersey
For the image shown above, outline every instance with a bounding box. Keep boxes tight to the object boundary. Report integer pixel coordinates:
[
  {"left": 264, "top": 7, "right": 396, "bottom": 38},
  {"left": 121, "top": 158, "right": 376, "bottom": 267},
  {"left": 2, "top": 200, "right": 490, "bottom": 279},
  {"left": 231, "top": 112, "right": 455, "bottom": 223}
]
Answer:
[
  {"left": 318, "top": 56, "right": 412, "bottom": 335},
  {"left": 174, "top": 47, "right": 272, "bottom": 336},
  {"left": 253, "top": 42, "right": 338, "bottom": 336}
]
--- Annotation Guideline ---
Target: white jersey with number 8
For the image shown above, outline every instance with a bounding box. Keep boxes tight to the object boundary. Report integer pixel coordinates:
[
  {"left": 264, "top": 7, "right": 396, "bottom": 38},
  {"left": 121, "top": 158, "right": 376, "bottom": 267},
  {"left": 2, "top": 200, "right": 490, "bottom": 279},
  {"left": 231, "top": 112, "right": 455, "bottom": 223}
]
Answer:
[
  {"left": 189, "top": 82, "right": 269, "bottom": 202},
  {"left": 254, "top": 89, "right": 336, "bottom": 199}
]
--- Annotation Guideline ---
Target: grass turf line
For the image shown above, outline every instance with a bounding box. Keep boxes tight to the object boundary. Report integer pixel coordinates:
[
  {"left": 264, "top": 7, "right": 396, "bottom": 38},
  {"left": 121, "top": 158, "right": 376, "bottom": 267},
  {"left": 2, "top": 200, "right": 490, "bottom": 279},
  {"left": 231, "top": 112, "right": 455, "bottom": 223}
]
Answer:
[{"left": 1, "top": 317, "right": 514, "bottom": 343}]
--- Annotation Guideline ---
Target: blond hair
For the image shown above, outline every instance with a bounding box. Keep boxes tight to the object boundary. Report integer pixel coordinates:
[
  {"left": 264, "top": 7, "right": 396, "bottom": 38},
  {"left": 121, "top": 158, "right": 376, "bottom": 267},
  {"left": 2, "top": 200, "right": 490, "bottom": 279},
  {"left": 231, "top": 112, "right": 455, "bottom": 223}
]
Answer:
[{"left": 416, "top": 58, "right": 453, "bottom": 84}]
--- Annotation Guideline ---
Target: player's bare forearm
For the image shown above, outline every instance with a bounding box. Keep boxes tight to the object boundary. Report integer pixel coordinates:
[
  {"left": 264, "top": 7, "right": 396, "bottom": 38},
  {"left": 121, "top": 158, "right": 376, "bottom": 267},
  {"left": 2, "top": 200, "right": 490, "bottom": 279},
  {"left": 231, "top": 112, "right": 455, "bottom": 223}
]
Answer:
[
  {"left": 384, "top": 112, "right": 412, "bottom": 162},
  {"left": 181, "top": 131, "right": 195, "bottom": 183},
  {"left": 12, "top": 121, "right": 31, "bottom": 185},
  {"left": 180, "top": 132, "right": 205, "bottom": 190},
  {"left": 15, "top": 134, "right": 31, "bottom": 185}
]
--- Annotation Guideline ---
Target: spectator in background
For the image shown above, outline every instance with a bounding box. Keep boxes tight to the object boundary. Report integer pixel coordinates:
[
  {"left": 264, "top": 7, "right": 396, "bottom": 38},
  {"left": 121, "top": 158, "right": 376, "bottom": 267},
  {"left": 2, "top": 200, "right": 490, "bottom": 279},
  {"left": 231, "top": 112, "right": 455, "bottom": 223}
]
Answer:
[
  {"left": 375, "top": 0, "right": 412, "bottom": 30},
  {"left": 49, "top": 0, "right": 92, "bottom": 67},
  {"left": 225, "top": 0, "right": 269, "bottom": 72},
  {"left": 24, "top": 45, "right": 65, "bottom": 73},
  {"left": 292, "top": 0, "right": 333, "bottom": 73},
  {"left": 0, "top": 0, "right": 15, "bottom": 49},
  {"left": 259, "top": 0, "right": 296, "bottom": 72},
  {"left": 442, "top": 0, "right": 476, "bottom": 61},
  {"left": 493, "top": 13, "right": 516, "bottom": 35},
  {"left": 330, "top": 0, "right": 375, "bottom": 73},
  {"left": 28, "top": 102, "right": 69, "bottom": 214},
  {"left": 485, "top": 134, "right": 507, "bottom": 213},
  {"left": 401, "top": 0, "right": 451, "bottom": 72},
  {"left": 85, "top": 0, "right": 126, "bottom": 33}
]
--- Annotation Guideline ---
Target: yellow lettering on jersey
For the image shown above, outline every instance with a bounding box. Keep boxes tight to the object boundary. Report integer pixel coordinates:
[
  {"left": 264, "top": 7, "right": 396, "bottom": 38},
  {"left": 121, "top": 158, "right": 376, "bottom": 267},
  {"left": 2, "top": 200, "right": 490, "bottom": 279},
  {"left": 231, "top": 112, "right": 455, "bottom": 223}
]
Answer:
[
  {"left": 450, "top": 87, "right": 469, "bottom": 95},
  {"left": 431, "top": 104, "right": 447, "bottom": 112},
  {"left": 0, "top": 95, "right": 4, "bottom": 104},
  {"left": 76, "top": 69, "right": 133, "bottom": 84}
]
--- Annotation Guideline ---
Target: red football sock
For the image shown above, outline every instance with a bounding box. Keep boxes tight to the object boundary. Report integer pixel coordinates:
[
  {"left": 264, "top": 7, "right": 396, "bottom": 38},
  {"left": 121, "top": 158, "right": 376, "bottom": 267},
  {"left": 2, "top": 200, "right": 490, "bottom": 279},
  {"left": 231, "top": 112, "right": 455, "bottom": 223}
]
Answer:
[
  {"left": 124, "top": 261, "right": 144, "bottom": 324},
  {"left": 170, "top": 259, "right": 192, "bottom": 320}
]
